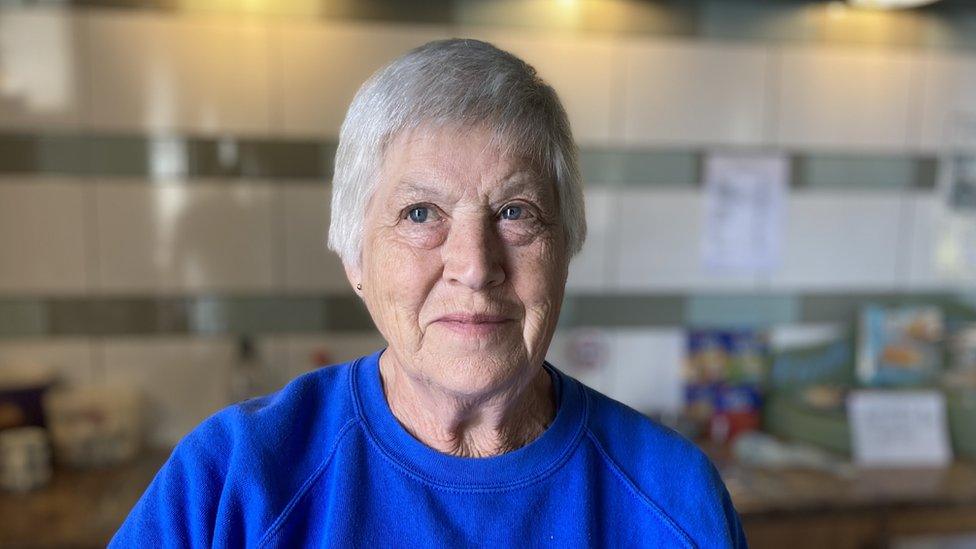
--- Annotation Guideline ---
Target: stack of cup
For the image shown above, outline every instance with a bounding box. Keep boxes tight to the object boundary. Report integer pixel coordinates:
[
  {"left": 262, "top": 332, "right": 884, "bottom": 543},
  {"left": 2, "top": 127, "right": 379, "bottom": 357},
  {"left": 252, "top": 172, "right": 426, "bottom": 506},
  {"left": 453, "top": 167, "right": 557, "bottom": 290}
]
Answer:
[{"left": 0, "top": 426, "right": 51, "bottom": 492}]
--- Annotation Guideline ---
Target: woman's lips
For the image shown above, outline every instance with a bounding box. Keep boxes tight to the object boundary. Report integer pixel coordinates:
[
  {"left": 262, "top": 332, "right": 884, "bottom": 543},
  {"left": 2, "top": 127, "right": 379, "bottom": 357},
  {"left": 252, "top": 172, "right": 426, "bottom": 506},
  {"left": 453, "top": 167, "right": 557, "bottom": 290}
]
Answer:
[{"left": 433, "top": 314, "right": 515, "bottom": 337}]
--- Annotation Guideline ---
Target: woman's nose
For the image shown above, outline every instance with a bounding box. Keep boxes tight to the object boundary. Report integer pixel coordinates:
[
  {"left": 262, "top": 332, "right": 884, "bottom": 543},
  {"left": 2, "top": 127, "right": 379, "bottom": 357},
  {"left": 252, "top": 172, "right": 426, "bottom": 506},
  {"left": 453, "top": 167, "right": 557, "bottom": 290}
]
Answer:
[{"left": 442, "top": 216, "right": 506, "bottom": 291}]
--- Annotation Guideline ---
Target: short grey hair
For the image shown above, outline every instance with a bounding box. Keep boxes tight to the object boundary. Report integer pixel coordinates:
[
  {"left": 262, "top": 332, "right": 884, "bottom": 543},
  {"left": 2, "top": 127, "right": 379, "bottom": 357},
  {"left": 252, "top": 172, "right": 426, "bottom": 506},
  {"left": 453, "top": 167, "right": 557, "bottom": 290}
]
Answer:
[{"left": 327, "top": 38, "right": 586, "bottom": 268}]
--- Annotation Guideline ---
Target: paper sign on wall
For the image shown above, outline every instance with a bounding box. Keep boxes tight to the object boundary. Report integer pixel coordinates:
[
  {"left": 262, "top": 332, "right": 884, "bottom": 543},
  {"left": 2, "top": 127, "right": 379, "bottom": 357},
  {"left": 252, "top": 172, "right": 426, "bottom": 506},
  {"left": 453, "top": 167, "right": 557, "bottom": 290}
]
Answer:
[
  {"left": 701, "top": 153, "right": 788, "bottom": 274},
  {"left": 849, "top": 390, "right": 952, "bottom": 467}
]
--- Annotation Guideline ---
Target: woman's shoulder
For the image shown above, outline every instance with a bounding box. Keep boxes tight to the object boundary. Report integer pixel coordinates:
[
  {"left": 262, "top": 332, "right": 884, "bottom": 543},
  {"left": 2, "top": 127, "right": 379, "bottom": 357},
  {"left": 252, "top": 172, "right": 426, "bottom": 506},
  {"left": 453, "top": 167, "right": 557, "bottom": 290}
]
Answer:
[
  {"left": 565, "top": 374, "right": 746, "bottom": 548},
  {"left": 565, "top": 374, "right": 706, "bottom": 467},
  {"left": 111, "top": 355, "right": 372, "bottom": 547},
  {"left": 191, "top": 356, "right": 363, "bottom": 462}
]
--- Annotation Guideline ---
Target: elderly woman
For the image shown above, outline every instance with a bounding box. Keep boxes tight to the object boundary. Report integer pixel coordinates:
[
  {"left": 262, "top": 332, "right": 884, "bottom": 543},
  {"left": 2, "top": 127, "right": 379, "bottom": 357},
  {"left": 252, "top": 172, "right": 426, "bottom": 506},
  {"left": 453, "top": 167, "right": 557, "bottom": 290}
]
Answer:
[{"left": 112, "top": 39, "right": 746, "bottom": 547}]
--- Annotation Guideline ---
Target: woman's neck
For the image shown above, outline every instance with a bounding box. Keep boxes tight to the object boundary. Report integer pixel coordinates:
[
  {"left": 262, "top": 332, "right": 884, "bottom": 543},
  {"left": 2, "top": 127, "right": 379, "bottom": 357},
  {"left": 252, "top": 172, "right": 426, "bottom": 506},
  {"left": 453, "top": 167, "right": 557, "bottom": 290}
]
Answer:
[{"left": 378, "top": 353, "right": 556, "bottom": 458}]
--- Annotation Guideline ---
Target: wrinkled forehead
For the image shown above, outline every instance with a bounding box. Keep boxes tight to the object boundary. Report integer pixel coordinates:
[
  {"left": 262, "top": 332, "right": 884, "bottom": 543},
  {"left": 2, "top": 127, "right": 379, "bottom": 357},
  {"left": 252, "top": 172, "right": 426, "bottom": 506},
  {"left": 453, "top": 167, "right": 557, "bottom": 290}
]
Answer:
[{"left": 376, "top": 121, "right": 555, "bottom": 200}]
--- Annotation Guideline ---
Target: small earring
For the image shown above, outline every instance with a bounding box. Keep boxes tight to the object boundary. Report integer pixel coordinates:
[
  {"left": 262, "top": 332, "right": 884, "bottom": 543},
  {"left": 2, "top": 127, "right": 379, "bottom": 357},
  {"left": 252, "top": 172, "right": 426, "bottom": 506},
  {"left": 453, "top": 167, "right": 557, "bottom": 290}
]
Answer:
[{"left": 356, "top": 283, "right": 362, "bottom": 291}]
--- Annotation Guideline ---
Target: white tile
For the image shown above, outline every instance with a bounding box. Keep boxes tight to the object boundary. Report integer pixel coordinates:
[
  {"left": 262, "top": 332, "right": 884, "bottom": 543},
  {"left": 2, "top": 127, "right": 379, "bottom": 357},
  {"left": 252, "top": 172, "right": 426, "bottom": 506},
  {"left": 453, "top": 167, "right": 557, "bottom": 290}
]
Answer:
[
  {"left": 546, "top": 329, "right": 614, "bottom": 395},
  {"left": 281, "top": 183, "right": 351, "bottom": 293},
  {"left": 276, "top": 20, "right": 450, "bottom": 137},
  {"left": 904, "top": 193, "right": 943, "bottom": 290},
  {"left": 903, "top": 192, "right": 975, "bottom": 290},
  {"left": 774, "top": 47, "right": 919, "bottom": 151},
  {"left": 621, "top": 39, "right": 770, "bottom": 147},
  {"left": 615, "top": 188, "right": 758, "bottom": 291},
  {"left": 917, "top": 52, "right": 976, "bottom": 152},
  {"left": 461, "top": 29, "right": 619, "bottom": 145},
  {"left": 100, "top": 337, "right": 233, "bottom": 447},
  {"left": 566, "top": 189, "right": 613, "bottom": 292},
  {"left": 94, "top": 179, "right": 276, "bottom": 294},
  {"left": 0, "top": 7, "right": 88, "bottom": 130},
  {"left": 87, "top": 11, "right": 272, "bottom": 134},
  {"left": 764, "top": 192, "right": 904, "bottom": 290},
  {"left": 604, "top": 329, "right": 685, "bottom": 416},
  {"left": 277, "top": 332, "right": 386, "bottom": 382},
  {"left": 0, "top": 178, "right": 90, "bottom": 294},
  {"left": 253, "top": 334, "right": 290, "bottom": 386},
  {"left": 0, "top": 338, "right": 96, "bottom": 387}
]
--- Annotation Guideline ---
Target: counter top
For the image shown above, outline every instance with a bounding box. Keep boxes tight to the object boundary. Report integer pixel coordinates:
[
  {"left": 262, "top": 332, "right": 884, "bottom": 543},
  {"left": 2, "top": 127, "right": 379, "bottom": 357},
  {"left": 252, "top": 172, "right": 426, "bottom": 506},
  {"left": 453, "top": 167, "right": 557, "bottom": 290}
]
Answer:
[{"left": 0, "top": 450, "right": 169, "bottom": 548}]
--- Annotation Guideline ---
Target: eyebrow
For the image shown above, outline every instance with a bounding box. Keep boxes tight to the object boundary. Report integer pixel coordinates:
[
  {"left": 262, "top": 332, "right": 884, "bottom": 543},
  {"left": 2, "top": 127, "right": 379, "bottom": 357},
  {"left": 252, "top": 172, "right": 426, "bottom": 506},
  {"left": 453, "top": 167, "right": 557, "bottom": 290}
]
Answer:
[
  {"left": 389, "top": 173, "right": 553, "bottom": 204},
  {"left": 390, "top": 180, "right": 453, "bottom": 203}
]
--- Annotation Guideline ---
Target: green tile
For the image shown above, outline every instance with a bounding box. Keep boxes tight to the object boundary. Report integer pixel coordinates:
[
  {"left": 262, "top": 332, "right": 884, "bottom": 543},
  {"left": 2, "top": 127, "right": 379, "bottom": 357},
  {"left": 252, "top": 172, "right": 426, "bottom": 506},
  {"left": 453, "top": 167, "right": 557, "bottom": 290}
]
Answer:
[
  {"left": 46, "top": 298, "right": 95, "bottom": 336},
  {"left": 89, "top": 135, "right": 157, "bottom": 177},
  {"left": 558, "top": 295, "right": 686, "bottom": 327},
  {"left": 685, "top": 294, "right": 799, "bottom": 328},
  {"left": 321, "top": 296, "right": 376, "bottom": 331},
  {"left": 797, "top": 293, "right": 951, "bottom": 324},
  {"left": 236, "top": 140, "right": 337, "bottom": 180},
  {"left": 915, "top": 158, "right": 939, "bottom": 190},
  {"left": 89, "top": 298, "right": 183, "bottom": 335},
  {"left": 189, "top": 297, "right": 326, "bottom": 334},
  {"left": 795, "top": 154, "right": 923, "bottom": 190},
  {"left": 580, "top": 149, "right": 698, "bottom": 186},
  {"left": 4, "top": 291, "right": 975, "bottom": 337},
  {"left": 0, "top": 134, "right": 88, "bottom": 175},
  {"left": 0, "top": 300, "right": 49, "bottom": 338}
]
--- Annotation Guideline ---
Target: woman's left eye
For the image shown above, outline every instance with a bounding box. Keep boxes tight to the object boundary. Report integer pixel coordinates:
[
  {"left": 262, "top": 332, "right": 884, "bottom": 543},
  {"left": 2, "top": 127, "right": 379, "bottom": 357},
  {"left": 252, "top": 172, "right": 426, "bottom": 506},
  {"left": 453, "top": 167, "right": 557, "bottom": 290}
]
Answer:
[{"left": 500, "top": 205, "right": 526, "bottom": 220}]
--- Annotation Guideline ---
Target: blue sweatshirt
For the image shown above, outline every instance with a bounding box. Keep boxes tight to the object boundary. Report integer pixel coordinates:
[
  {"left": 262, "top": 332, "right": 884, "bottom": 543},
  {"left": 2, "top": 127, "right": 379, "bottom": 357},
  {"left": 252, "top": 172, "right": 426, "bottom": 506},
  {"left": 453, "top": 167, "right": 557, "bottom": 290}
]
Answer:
[{"left": 111, "top": 348, "right": 747, "bottom": 548}]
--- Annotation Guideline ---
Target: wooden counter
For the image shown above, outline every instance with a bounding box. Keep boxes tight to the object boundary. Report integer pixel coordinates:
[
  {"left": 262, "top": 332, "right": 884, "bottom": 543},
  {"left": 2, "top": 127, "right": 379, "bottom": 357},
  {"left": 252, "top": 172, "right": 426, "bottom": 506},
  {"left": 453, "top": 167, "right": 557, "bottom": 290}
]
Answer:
[
  {"left": 0, "top": 451, "right": 169, "bottom": 548},
  {"left": 709, "top": 447, "right": 976, "bottom": 548},
  {"left": 1, "top": 447, "right": 975, "bottom": 547}
]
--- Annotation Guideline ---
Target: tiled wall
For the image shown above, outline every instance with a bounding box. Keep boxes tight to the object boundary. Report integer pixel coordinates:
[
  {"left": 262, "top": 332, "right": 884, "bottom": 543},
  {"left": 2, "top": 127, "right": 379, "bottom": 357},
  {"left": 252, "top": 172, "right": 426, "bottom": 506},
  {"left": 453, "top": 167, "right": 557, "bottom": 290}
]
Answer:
[{"left": 2, "top": 5, "right": 976, "bottom": 445}]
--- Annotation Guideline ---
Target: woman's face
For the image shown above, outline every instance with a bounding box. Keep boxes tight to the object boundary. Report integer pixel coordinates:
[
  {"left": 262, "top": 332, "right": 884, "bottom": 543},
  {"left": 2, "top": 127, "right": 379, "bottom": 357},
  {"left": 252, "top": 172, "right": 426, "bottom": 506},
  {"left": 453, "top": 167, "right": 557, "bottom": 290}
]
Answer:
[{"left": 350, "top": 124, "right": 569, "bottom": 398}]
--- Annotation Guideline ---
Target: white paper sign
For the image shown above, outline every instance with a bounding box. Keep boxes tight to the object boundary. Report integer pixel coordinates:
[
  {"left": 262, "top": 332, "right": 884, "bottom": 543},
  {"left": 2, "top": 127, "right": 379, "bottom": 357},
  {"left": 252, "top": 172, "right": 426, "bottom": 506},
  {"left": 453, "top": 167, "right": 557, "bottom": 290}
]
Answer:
[
  {"left": 701, "top": 153, "right": 787, "bottom": 274},
  {"left": 849, "top": 390, "right": 952, "bottom": 467}
]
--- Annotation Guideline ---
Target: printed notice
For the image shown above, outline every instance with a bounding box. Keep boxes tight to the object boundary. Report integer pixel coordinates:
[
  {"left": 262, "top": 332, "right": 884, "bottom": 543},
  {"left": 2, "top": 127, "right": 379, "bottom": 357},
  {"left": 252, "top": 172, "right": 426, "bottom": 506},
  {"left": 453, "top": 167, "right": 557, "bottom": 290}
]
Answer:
[
  {"left": 702, "top": 153, "right": 787, "bottom": 274},
  {"left": 849, "top": 390, "right": 952, "bottom": 467}
]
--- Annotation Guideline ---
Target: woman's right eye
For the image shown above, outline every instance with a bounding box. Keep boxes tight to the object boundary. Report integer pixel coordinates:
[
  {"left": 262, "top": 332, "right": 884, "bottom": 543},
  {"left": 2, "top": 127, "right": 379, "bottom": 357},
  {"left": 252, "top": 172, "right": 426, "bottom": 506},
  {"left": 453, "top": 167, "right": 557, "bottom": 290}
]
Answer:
[{"left": 406, "top": 205, "right": 433, "bottom": 223}]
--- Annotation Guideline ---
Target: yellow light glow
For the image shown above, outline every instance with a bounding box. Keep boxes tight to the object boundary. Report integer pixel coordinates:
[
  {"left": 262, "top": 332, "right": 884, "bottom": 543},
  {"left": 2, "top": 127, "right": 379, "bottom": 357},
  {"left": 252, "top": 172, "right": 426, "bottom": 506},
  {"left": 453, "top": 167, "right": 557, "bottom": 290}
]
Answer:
[{"left": 848, "top": 0, "right": 941, "bottom": 10}]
